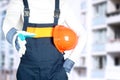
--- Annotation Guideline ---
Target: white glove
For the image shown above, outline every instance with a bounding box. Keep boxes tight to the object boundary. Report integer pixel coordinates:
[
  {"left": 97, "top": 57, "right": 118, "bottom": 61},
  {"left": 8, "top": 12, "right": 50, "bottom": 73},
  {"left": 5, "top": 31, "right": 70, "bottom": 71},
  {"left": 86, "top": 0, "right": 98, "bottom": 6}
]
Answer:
[{"left": 13, "top": 31, "right": 35, "bottom": 57}]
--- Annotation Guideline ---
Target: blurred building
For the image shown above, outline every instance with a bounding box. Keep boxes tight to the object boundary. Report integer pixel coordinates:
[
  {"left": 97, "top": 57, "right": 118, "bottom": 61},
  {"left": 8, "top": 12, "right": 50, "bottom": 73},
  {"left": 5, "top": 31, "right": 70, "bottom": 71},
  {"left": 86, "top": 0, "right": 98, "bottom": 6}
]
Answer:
[
  {"left": 106, "top": 0, "right": 120, "bottom": 80},
  {"left": 0, "top": 0, "right": 120, "bottom": 80},
  {"left": 0, "top": 0, "right": 20, "bottom": 80},
  {"left": 71, "top": 0, "right": 120, "bottom": 80}
]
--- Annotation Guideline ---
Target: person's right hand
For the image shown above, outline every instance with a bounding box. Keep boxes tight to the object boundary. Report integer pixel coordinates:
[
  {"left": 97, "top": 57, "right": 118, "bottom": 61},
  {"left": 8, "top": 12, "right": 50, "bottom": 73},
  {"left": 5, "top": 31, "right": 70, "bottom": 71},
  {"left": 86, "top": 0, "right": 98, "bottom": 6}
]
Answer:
[{"left": 13, "top": 31, "right": 35, "bottom": 57}]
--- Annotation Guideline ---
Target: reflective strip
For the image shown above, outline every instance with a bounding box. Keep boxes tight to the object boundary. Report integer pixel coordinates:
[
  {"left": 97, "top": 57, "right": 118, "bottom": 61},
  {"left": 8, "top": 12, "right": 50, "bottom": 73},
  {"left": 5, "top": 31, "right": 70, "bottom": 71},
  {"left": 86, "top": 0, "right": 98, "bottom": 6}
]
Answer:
[{"left": 26, "top": 27, "right": 53, "bottom": 38}]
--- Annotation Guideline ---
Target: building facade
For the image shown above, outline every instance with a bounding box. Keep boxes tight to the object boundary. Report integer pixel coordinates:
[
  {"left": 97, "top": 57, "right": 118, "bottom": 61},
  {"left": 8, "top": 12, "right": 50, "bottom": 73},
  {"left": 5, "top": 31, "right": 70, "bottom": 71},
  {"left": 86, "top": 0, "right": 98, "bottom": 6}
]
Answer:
[
  {"left": 73, "top": 0, "right": 120, "bottom": 80},
  {"left": 0, "top": 0, "right": 20, "bottom": 80}
]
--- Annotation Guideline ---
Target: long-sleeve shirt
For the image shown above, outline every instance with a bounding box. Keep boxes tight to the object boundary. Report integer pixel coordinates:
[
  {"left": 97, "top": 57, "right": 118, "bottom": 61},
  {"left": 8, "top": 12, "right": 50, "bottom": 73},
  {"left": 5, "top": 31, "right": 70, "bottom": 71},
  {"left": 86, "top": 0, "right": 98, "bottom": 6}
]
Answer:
[{"left": 2, "top": 0, "right": 87, "bottom": 64}]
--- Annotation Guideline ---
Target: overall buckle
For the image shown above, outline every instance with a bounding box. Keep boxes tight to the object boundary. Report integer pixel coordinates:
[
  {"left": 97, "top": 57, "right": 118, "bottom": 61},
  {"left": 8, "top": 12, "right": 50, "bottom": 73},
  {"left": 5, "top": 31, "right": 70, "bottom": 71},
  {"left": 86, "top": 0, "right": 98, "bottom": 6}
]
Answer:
[
  {"left": 54, "top": 10, "right": 60, "bottom": 18},
  {"left": 24, "top": 8, "right": 30, "bottom": 17}
]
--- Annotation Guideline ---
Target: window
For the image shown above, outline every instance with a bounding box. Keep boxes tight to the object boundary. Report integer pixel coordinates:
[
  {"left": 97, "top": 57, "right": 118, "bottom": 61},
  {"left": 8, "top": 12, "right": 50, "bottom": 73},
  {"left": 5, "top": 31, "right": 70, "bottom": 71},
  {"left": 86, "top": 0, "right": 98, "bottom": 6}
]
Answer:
[
  {"left": 81, "top": 13, "right": 86, "bottom": 27},
  {"left": 92, "top": 29, "right": 107, "bottom": 51},
  {"left": 94, "top": 2, "right": 106, "bottom": 17},
  {"left": 80, "top": 57, "right": 86, "bottom": 66},
  {"left": 9, "top": 58, "right": 14, "bottom": 69},
  {"left": 1, "top": 30, "right": 5, "bottom": 41},
  {"left": 80, "top": 1, "right": 87, "bottom": 10},
  {"left": 0, "top": 11, "right": 6, "bottom": 40},
  {"left": 93, "top": 29, "right": 107, "bottom": 44},
  {"left": 113, "top": 26, "right": 120, "bottom": 40},
  {"left": 93, "top": 56, "right": 106, "bottom": 70},
  {"left": 93, "top": 2, "right": 106, "bottom": 25},
  {"left": 114, "top": 57, "right": 120, "bottom": 66},
  {"left": 115, "top": 3, "right": 120, "bottom": 10},
  {"left": 0, "top": 51, "right": 5, "bottom": 68}
]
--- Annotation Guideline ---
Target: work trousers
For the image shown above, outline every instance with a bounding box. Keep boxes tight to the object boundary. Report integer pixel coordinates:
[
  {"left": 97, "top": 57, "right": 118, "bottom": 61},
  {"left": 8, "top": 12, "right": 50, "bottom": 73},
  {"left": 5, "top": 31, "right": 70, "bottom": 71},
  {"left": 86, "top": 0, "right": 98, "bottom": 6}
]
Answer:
[
  {"left": 16, "top": 37, "right": 68, "bottom": 80},
  {"left": 17, "top": 60, "right": 68, "bottom": 80}
]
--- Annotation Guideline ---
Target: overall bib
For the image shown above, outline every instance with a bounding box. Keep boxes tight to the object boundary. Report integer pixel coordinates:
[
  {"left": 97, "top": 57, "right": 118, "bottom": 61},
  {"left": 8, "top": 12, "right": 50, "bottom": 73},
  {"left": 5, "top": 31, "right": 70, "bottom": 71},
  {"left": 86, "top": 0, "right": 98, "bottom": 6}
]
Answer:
[{"left": 17, "top": 0, "right": 68, "bottom": 80}]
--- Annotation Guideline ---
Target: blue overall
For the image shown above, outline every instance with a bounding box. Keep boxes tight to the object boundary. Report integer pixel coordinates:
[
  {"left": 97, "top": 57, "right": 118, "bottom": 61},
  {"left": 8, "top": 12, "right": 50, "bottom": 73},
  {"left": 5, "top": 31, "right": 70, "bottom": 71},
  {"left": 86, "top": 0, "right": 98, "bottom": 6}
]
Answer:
[{"left": 16, "top": 0, "right": 68, "bottom": 80}]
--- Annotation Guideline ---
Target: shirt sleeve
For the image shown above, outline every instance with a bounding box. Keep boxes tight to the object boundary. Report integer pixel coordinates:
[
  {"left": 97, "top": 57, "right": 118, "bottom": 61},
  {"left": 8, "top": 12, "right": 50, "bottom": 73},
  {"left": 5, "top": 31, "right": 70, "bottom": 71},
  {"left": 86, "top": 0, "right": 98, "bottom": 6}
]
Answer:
[
  {"left": 2, "top": 0, "right": 23, "bottom": 38},
  {"left": 63, "top": 3, "right": 88, "bottom": 63}
]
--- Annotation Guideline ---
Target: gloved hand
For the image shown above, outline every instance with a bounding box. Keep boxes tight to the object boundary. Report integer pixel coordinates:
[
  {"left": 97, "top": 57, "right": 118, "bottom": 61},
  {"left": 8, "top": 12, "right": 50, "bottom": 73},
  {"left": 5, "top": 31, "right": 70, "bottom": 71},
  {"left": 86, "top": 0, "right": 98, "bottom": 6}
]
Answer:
[
  {"left": 63, "top": 58, "right": 75, "bottom": 73},
  {"left": 13, "top": 31, "right": 35, "bottom": 57}
]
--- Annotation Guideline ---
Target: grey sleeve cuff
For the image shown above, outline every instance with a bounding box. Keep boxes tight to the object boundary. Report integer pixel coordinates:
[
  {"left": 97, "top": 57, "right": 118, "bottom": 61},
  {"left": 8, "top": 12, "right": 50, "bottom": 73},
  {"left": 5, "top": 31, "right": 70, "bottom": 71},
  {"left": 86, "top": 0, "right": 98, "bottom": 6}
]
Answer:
[
  {"left": 63, "top": 58, "right": 75, "bottom": 73},
  {"left": 6, "top": 28, "right": 17, "bottom": 44}
]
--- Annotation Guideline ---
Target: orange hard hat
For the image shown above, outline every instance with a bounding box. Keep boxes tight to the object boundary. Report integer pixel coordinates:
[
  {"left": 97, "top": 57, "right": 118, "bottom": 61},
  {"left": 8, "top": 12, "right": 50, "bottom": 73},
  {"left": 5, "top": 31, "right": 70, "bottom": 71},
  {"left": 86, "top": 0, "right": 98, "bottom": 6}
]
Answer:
[{"left": 53, "top": 25, "right": 78, "bottom": 53}]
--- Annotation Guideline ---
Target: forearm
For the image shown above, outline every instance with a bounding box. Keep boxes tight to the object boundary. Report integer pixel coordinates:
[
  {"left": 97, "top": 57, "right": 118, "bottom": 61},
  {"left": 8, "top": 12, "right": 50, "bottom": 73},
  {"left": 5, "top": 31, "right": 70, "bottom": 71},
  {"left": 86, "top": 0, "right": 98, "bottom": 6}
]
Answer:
[
  {"left": 63, "top": 3, "right": 88, "bottom": 73},
  {"left": 68, "top": 32, "right": 87, "bottom": 62},
  {"left": 63, "top": 32, "right": 87, "bottom": 73},
  {"left": 2, "top": 0, "right": 23, "bottom": 38}
]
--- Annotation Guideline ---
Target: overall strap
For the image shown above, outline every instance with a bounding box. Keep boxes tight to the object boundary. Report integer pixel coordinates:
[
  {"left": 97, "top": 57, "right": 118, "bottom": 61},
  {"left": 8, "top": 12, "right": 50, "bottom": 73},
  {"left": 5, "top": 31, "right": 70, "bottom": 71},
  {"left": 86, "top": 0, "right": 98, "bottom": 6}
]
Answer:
[
  {"left": 22, "top": 0, "right": 60, "bottom": 31},
  {"left": 23, "top": 0, "right": 29, "bottom": 31},
  {"left": 54, "top": 0, "right": 60, "bottom": 25}
]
